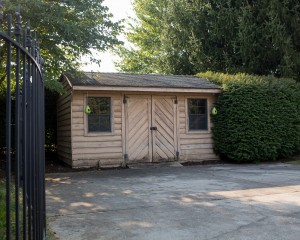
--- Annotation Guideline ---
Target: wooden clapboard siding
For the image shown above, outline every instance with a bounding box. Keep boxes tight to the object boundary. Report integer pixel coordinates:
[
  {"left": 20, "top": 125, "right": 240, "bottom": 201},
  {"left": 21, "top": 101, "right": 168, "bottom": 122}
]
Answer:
[
  {"left": 72, "top": 135, "right": 122, "bottom": 142},
  {"left": 71, "top": 92, "right": 123, "bottom": 167},
  {"left": 181, "top": 153, "right": 219, "bottom": 161},
  {"left": 178, "top": 94, "right": 219, "bottom": 161},
  {"left": 57, "top": 76, "right": 72, "bottom": 165},
  {"left": 73, "top": 152, "right": 122, "bottom": 160},
  {"left": 72, "top": 158, "right": 124, "bottom": 168}
]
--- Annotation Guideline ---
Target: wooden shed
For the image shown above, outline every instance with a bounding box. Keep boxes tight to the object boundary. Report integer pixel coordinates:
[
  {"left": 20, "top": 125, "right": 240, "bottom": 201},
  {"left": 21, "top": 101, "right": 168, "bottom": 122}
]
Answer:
[{"left": 57, "top": 72, "right": 221, "bottom": 168}]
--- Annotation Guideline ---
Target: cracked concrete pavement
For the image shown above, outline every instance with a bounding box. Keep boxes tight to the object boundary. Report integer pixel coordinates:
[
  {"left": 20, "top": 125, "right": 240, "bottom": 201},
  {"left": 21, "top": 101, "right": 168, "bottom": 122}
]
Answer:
[{"left": 46, "top": 164, "right": 300, "bottom": 240}]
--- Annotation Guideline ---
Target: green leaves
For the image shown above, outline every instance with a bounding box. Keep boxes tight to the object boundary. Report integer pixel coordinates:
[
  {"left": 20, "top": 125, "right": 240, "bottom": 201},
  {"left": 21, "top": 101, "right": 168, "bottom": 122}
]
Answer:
[
  {"left": 117, "top": 0, "right": 300, "bottom": 80},
  {"left": 202, "top": 72, "right": 300, "bottom": 163},
  {"left": 2, "top": 0, "right": 121, "bottom": 91},
  {"left": 116, "top": 0, "right": 202, "bottom": 74}
]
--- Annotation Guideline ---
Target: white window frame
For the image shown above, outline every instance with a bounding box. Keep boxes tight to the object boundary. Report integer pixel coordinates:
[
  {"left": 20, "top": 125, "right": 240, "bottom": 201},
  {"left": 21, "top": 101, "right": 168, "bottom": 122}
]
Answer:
[
  {"left": 185, "top": 96, "right": 211, "bottom": 134},
  {"left": 84, "top": 93, "right": 114, "bottom": 136}
]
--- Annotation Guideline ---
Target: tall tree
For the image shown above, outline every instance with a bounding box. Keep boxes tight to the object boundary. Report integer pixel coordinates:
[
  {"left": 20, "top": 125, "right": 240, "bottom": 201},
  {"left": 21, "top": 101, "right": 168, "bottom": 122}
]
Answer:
[
  {"left": 1, "top": 0, "right": 121, "bottom": 91},
  {"left": 117, "top": 0, "right": 300, "bottom": 79}
]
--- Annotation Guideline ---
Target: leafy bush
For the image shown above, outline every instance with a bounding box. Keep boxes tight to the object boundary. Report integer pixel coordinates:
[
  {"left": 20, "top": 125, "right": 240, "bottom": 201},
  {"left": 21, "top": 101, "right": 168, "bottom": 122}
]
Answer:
[
  {"left": 0, "top": 181, "right": 19, "bottom": 240},
  {"left": 45, "top": 89, "right": 58, "bottom": 155},
  {"left": 197, "top": 72, "right": 300, "bottom": 163}
]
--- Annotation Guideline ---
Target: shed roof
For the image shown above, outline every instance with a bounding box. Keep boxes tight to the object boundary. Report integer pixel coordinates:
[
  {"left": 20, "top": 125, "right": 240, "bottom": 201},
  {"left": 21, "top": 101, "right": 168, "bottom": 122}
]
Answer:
[{"left": 64, "top": 72, "right": 219, "bottom": 90}]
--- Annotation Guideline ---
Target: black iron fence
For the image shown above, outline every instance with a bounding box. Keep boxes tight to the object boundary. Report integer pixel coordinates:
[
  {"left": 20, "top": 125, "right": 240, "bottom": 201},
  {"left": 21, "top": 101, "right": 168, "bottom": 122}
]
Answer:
[{"left": 0, "top": 1, "right": 46, "bottom": 239}]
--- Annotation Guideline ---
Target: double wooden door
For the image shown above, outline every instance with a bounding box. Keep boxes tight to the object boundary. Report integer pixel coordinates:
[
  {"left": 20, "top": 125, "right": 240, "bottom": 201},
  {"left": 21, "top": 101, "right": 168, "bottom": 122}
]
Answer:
[{"left": 125, "top": 95, "right": 177, "bottom": 162}]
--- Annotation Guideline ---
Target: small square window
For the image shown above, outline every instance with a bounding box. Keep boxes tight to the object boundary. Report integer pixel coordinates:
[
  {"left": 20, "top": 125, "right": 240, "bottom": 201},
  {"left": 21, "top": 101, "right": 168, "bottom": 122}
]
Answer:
[
  {"left": 87, "top": 97, "right": 111, "bottom": 132},
  {"left": 188, "top": 99, "right": 208, "bottom": 131}
]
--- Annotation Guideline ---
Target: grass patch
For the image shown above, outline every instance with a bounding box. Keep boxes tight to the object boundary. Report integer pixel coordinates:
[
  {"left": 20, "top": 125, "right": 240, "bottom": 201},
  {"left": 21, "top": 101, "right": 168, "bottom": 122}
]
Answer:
[
  {"left": 46, "top": 219, "right": 58, "bottom": 240},
  {"left": 286, "top": 159, "right": 300, "bottom": 165},
  {"left": 0, "top": 180, "right": 57, "bottom": 240},
  {"left": 0, "top": 180, "right": 17, "bottom": 240},
  {"left": 0, "top": 180, "right": 19, "bottom": 240}
]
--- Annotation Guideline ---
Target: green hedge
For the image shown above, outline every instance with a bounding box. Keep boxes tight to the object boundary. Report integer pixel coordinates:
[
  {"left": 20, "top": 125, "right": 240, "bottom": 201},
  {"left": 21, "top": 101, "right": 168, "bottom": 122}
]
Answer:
[{"left": 197, "top": 72, "right": 300, "bottom": 163}]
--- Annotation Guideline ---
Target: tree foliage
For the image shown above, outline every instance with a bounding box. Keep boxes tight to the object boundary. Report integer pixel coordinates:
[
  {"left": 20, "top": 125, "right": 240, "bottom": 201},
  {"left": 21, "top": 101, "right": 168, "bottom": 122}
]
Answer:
[
  {"left": 117, "top": 0, "right": 300, "bottom": 79},
  {"left": 1, "top": 0, "right": 121, "bottom": 91}
]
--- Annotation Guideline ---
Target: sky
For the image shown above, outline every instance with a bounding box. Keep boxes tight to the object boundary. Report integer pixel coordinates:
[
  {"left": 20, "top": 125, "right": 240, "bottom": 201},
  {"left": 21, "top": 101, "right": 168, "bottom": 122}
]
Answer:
[{"left": 80, "top": 0, "right": 135, "bottom": 73}]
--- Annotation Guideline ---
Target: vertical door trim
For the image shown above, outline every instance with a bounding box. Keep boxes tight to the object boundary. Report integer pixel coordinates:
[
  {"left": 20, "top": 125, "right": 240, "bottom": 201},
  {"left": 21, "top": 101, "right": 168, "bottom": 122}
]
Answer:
[
  {"left": 176, "top": 96, "right": 181, "bottom": 160},
  {"left": 122, "top": 93, "right": 127, "bottom": 162},
  {"left": 173, "top": 96, "right": 179, "bottom": 160},
  {"left": 151, "top": 95, "right": 155, "bottom": 161},
  {"left": 149, "top": 95, "right": 153, "bottom": 162}
]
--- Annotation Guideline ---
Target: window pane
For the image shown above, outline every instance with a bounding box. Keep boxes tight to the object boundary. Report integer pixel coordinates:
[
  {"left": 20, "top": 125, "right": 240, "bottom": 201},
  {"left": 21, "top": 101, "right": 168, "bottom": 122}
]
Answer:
[
  {"left": 99, "top": 98, "right": 110, "bottom": 114},
  {"left": 189, "top": 106, "right": 197, "bottom": 114},
  {"left": 189, "top": 115, "right": 207, "bottom": 130},
  {"left": 197, "top": 106, "right": 206, "bottom": 114},
  {"left": 88, "top": 115, "right": 111, "bottom": 132},
  {"left": 98, "top": 115, "right": 111, "bottom": 132},
  {"left": 88, "top": 115, "right": 101, "bottom": 132},
  {"left": 189, "top": 99, "right": 206, "bottom": 114},
  {"left": 188, "top": 99, "right": 208, "bottom": 130},
  {"left": 88, "top": 97, "right": 111, "bottom": 132},
  {"left": 88, "top": 97, "right": 100, "bottom": 114}
]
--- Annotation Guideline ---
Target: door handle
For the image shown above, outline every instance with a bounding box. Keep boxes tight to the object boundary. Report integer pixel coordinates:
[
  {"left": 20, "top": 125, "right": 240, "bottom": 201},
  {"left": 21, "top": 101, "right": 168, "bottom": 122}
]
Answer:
[{"left": 150, "top": 127, "right": 157, "bottom": 130}]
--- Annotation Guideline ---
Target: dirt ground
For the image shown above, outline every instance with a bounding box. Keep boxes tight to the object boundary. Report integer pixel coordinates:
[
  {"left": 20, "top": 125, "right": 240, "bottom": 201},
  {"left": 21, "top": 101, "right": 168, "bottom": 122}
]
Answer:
[
  {"left": 45, "top": 158, "right": 73, "bottom": 173},
  {"left": 0, "top": 155, "right": 75, "bottom": 180}
]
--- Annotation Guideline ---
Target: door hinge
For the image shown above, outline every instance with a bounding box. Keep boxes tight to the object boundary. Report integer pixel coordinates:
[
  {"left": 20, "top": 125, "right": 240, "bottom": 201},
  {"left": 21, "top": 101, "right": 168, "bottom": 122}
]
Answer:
[
  {"left": 174, "top": 99, "right": 178, "bottom": 104},
  {"left": 150, "top": 127, "right": 157, "bottom": 130},
  {"left": 123, "top": 95, "right": 128, "bottom": 104},
  {"left": 124, "top": 154, "right": 128, "bottom": 161}
]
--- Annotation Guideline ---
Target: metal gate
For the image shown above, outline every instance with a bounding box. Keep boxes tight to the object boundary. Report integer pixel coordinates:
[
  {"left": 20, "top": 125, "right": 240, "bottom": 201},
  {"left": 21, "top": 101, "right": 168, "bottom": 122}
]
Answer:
[{"left": 1, "top": 2, "right": 46, "bottom": 239}]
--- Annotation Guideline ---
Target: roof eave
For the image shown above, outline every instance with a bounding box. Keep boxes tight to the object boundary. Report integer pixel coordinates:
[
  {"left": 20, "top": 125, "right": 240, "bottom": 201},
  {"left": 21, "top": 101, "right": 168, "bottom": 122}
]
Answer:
[
  {"left": 60, "top": 73, "right": 73, "bottom": 88},
  {"left": 72, "top": 85, "right": 221, "bottom": 93}
]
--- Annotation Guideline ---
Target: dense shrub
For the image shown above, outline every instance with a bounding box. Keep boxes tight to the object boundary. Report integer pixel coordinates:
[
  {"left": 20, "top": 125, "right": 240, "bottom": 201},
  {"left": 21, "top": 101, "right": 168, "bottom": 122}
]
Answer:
[
  {"left": 197, "top": 72, "right": 300, "bottom": 163},
  {"left": 45, "top": 90, "right": 58, "bottom": 155}
]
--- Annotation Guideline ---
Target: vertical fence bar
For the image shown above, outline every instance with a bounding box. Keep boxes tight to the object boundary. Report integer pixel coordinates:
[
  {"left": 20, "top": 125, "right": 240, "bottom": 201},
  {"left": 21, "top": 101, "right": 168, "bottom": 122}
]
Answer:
[
  {"left": 14, "top": 8, "right": 22, "bottom": 240},
  {"left": 25, "top": 24, "right": 33, "bottom": 239},
  {"left": 22, "top": 28, "right": 28, "bottom": 240},
  {"left": 36, "top": 39, "right": 42, "bottom": 240},
  {"left": 40, "top": 54, "right": 46, "bottom": 239},
  {"left": 31, "top": 36, "right": 37, "bottom": 240},
  {"left": 6, "top": 14, "right": 12, "bottom": 240},
  {"left": 34, "top": 40, "right": 40, "bottom": 239},
  {"left": 41, "top": 66, "right": 46, "bottom": 240}
]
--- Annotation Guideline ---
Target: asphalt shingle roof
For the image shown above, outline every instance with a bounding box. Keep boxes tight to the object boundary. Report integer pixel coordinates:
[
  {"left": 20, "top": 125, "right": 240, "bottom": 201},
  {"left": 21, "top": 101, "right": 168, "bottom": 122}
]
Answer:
[{"left": 64, "top": 72, "right": 219, "bottom": 89}]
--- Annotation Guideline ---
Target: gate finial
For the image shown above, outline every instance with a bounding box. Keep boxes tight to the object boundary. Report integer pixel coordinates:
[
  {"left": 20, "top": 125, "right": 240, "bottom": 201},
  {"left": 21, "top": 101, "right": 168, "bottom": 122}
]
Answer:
[
  {"left": 26, "top": 21, "right": 32, "bottom": 48},
  {"left": 14, "top": 5, "right": 22, "bottom": 37}
]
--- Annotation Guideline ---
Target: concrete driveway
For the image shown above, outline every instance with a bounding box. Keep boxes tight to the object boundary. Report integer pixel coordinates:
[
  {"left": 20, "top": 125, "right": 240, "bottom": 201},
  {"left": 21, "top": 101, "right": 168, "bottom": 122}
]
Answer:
[{"left": 46, "top": 164, "right": 300, "bottom": 240}]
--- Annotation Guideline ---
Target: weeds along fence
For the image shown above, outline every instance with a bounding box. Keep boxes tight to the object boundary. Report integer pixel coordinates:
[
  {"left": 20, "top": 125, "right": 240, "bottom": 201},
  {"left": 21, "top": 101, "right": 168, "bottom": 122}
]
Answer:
[{"left": 0, "top": 2, "right": 46, "bottom": 239}]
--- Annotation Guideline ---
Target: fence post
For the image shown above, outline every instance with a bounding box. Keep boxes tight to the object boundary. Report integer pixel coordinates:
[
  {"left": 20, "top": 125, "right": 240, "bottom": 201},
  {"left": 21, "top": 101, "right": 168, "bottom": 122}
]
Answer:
[{"left": 5, "top": 13, "right": 12, "bottom": 240}]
